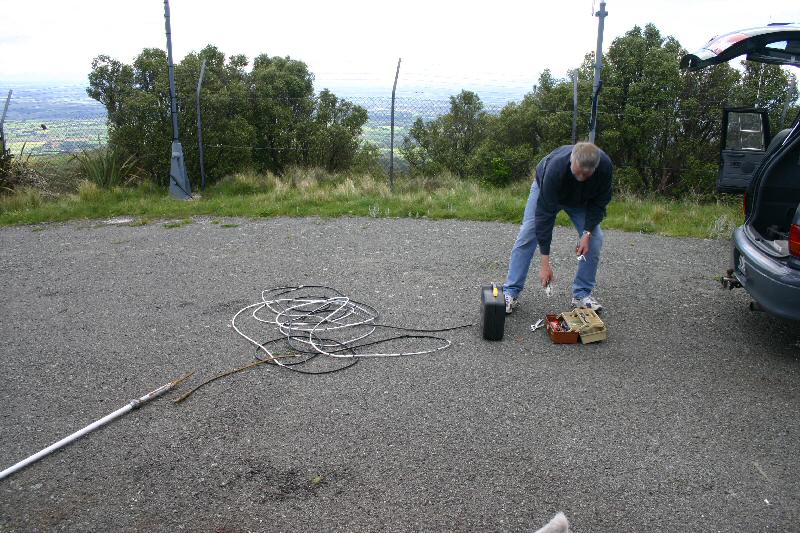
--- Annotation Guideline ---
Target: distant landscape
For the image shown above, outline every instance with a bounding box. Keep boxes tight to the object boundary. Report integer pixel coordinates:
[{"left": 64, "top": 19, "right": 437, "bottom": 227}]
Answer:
[{"left": 1, "top": 83, "right": 519, "bottom": 159}]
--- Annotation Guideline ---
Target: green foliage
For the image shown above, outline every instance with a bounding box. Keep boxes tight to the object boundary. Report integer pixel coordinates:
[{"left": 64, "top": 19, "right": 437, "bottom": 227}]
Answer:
[
  {"left": 447, "top": 23, "right": 791, "bottom": 196},
  {"left": 0, "top": 147, "right": 14, "bottom": 192},
  {"left": 78, "top": 23, "right": 799, "bottom": 199},
  {"left": 87, "top": 45, "right": 369, "bottom": 186},
  {"left": 72, "top": 146, "right": 140, "bottom": 188},
  {"left": 612, "top": 166, "right": 644, "bottom": 196},
  {"left": 470, "top": 142, "right": 534, "bottom": 186},
  {"left": 0, "top": 147, "right": 45, "bottom": 194},
  {"left": 400, "top": 90, "right": 490, "bottom": 178},
  {"left": 737, "top": 62, "right": 795, "bottom": 128}
]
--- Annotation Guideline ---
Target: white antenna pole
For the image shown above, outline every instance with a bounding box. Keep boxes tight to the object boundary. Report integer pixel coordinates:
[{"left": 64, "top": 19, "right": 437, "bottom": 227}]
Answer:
[{"left": 0, "top": 372, "right": 192, "bottom": 481}]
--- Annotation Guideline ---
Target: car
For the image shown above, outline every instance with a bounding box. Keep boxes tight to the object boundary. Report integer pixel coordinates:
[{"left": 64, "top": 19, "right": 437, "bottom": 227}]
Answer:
[{"left": 681, "top": 23, "right": 800, "bottom": 321}]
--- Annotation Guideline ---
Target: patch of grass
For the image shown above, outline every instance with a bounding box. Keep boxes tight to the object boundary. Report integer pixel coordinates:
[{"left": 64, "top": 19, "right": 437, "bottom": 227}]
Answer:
[
  {"left": 0, "top": 169, "right": 745, "bottom": 239},
  {"left": 163, "top": 218, "right": 193, "bottom": 229},
  {"left": 220, "top": 223, "right": 239, "bottom": 228}
]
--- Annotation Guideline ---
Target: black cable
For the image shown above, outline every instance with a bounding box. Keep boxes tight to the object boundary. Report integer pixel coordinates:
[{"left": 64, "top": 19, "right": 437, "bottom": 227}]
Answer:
[{"left": 238, "top": 285, "right": 473, "bottom": 374}]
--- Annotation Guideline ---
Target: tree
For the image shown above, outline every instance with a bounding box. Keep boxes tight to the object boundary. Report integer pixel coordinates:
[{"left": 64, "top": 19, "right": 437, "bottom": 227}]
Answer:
[
  {"left": 736, "top": 62, "right": 794, "bottom": 130},
  {"left": 400, "top": 90, "right": 489, "bottom": 178},
  {"left": 308, "top": 89, "right": 369, "bottom": 172},
  {"left": 469, "top": 69, "right": 585, "bottom": 186},
  {"left": 87, "top": 46, "right": 371, "bottom": 185}
]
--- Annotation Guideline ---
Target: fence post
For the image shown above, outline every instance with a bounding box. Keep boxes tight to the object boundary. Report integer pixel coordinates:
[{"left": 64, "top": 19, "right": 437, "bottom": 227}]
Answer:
[
  {"left": 572, "top": 72, "right": 578, "bottom": 144},
  {"left": 196, "top": 59, "right": 207, "bottom": 190},
  {"left": 0, "top": 90, "right": 11, "bottom": 154},
  {"left": 780, "top": 77, "right": 797, "bottom": 130},
  {"left": 390, "top": 58, "right": 401, "bottom": 193}
]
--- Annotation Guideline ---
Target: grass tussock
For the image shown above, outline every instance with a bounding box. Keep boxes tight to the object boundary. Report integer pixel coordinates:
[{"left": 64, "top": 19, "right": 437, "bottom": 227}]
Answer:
[{"left": 0, "top": 167, "right": 744, "bottom": 239}]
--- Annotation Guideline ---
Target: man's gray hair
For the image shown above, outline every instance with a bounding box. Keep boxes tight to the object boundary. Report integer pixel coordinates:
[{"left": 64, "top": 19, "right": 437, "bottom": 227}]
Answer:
[{"left": 571, "top": 142, "right": 601, "bottom": 171}]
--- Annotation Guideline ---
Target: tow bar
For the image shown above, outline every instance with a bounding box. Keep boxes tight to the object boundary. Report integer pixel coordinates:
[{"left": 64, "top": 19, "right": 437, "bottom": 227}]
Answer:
[{"left": 719, "top": 268, "right": 742, "bottom": 290}]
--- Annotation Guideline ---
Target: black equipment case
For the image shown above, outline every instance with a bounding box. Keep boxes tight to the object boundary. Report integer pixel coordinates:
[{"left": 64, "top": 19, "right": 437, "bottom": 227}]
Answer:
[{"left": 480, "top": 283, "right": 506, "bottom": 340}]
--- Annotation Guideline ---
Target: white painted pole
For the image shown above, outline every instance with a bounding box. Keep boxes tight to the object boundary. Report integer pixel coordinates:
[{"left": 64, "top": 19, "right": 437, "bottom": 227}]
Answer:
[{"left": 0, "top": 372, "right": 192, "bottom": 481}]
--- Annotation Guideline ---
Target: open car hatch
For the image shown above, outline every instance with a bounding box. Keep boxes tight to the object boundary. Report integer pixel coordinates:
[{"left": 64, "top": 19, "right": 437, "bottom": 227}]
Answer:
[{"left": 680, "top": 23, "right": 800, "bottom": 70}]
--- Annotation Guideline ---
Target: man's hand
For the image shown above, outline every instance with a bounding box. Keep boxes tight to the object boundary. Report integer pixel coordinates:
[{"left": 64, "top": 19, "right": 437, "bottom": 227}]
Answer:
[
  {"left": 576, "top": 232, "right": 591, "bottom": 257},
  {"left": 540, "top": 255, "right": 554, "bottom": 287}
]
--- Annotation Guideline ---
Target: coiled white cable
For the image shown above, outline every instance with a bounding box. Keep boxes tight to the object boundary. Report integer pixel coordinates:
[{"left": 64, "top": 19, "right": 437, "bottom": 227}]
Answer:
[{"left": 231, "top": 286, "right": 456, "bottom": 372}]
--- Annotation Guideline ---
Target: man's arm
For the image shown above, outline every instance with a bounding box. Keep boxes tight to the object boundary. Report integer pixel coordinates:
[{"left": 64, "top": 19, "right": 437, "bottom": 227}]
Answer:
[
  {"left": 534, "top": 164, "right": 560, "bottom": 256},
  {"left": 534, "top": 159, "right": 561, "bottom": 288}
]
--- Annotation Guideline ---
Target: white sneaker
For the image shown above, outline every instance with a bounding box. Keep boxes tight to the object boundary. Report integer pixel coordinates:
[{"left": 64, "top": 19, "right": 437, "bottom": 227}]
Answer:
[
  {"left": 571, "top": 295, "right": 603, "bottom": 312},
  {"left": 504, "top": 293, "right": 519, "bottom": 315}
]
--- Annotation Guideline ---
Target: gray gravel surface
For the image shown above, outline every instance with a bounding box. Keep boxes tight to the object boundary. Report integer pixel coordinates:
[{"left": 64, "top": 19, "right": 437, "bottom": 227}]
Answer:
[{"left": 1, "top": 216, "right": 798, "bottom": 532}]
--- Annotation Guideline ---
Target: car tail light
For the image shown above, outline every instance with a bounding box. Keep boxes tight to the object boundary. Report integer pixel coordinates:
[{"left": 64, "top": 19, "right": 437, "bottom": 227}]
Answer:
[
  {"left": 743, "top": 192, "right": 747, "bottom": 216},
  {"left": 791, "top": 224, "right": 800, "bottom": 257}
]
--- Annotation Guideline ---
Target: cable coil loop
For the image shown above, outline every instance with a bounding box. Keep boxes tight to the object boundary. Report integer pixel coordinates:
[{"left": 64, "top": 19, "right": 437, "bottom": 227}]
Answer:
[{"left": 231, "top": 285, "right": 467, "bottom": 375}]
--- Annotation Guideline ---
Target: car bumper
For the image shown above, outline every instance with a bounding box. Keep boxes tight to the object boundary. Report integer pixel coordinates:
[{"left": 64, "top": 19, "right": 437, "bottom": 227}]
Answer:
[{"left": 733, "top": 226, "right": 800, "bottom": 321}]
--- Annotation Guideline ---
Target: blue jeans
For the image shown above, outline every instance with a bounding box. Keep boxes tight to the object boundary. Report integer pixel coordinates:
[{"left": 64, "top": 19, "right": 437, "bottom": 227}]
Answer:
[{"left": 503, "top": 180, "right": 604, "bottom": 299}]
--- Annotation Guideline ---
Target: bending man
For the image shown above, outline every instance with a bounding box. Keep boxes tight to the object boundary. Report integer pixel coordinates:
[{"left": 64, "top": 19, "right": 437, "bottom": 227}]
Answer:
[{"left": 503, "top": 142, "right": 613, "bottom": 314}]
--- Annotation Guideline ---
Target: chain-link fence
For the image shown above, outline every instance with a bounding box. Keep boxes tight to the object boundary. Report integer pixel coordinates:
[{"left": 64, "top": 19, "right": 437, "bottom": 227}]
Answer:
[
  {"left": 0, "top": 85, "right": 513, "bottom": 188},
  {"left": 0, "top": 86, "right": 108, "bottom": 192}
]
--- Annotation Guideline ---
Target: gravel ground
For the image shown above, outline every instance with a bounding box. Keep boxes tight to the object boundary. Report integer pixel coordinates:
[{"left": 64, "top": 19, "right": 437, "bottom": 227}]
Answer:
[{"left": 1, "top": 216, "right": 798, "bottom": 532}]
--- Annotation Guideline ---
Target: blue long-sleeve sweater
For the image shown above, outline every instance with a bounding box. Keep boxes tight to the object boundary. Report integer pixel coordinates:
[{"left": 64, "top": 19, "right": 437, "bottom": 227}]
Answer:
[{"left": 533, "top": 145, "right": 613, "bottom": 255}]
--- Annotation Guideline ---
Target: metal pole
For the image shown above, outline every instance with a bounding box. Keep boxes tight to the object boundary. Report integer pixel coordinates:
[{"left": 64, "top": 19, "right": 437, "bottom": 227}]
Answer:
[
  {"left": 390, "top": 58, "right": 401, "bottom": 193},
  {"left": 589, "top": 1, "right": 607, "bottom": 143},
  {"left": 0, "top": 90, "right": 12, "bottom": 154},
  {"left": 0, "top": 372, "right": 193, "bottom": 481},
  {"left": 196, "top": 59, "right": 207, "bottom": 190},
  {"left": 164, "top": 0, "right": 192, "bottom": 199},
  {"left": 572, "top": 71, "right": 578, "bottom": 144},
  {"left": 165, "top": 0, "right": 180, "bottom": 143},
  {"left": 780, "top": 77, "right": 797, "bottom": 130}
]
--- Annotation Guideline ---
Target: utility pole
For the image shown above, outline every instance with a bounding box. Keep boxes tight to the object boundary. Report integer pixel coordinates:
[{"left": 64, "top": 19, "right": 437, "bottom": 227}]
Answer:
[
  {"left": 588, "top": 1, "right": 607, "bottom": 143},
  {"left": 164, "top": 0, "right": 192, "bottom": 199}
]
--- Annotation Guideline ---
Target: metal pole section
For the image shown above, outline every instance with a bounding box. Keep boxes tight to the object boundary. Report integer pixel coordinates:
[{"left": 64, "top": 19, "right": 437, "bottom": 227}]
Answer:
[
  {"left": 389, "top": 58, "right": 401, "bottom": 193},
  {"left": 165, "top": 0, "right": 179, "bottom": 143},
  {"left": 572, "top": 72, "right": 578, "bottom": 144},
  {"left": 0, "top": 372, "right": 193, "bottom": 481},
  {"left": 780, "top": 77, "right": 797, "bottom": 130},
  {"left": 164, "top": 0, "right": 191, "bottom": 199},
  {"left": 588, "top": 1, "right": 607, "bottom": 143},
  {"left": 0, "top": 90, "right": 12, "bottom": 154},
  {"left": 196, "top": 59, "right": 207, "bottom": 190}
]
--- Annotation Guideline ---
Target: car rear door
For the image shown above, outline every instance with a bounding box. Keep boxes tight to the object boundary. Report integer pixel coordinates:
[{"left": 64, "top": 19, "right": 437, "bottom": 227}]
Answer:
[
  {"left": 680, "top": 24, "right": 800, "bottom": 71},
  {"left": 718, "top": 108, "right": 771, "bottom": 194}
]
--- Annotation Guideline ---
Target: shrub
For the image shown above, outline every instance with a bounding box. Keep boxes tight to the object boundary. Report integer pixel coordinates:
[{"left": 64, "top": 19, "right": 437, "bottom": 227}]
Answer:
[
  {"left": 0, "top": 147, "right": 47, "bottom": 194},
  {"left": 72, "top": 146, "right": 140, "bottom": 188},
  {"left": 470, "top": 142, "right": 534, "bottom": 187}
]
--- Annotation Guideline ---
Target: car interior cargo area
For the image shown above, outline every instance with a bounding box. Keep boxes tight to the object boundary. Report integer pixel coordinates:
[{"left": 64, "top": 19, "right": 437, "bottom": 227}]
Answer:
[{"left": 749, "top": 132, "right": 800, "bottom": 257}]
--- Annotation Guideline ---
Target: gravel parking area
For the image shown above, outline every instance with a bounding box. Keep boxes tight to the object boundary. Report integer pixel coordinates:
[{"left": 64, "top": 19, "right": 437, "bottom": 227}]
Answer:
[{"left": 1, "top": 216, "right": 798, "bottom": 532}]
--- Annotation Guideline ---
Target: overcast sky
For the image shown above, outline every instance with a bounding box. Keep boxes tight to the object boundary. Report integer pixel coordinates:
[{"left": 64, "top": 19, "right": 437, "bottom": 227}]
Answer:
[{"left": 0, "top": 0, "right": 796, "bottom": 93}]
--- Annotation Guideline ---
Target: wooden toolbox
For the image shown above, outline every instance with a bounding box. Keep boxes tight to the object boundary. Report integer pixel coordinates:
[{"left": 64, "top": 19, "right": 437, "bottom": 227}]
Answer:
[{"left": 546, "top": 308, "right": 607, "bottom": 344}]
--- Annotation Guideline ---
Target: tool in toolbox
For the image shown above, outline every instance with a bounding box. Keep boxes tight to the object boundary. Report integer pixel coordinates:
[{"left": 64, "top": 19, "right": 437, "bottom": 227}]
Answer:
[
  {"left": 545, "top": 307, "right": 607, "bottom": 344},
  {"left": 480, "top": 283, "right": 506, "bottom": 341},
  {"left": 530, "top": 319, "right": 545, "bottom": 332}
]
